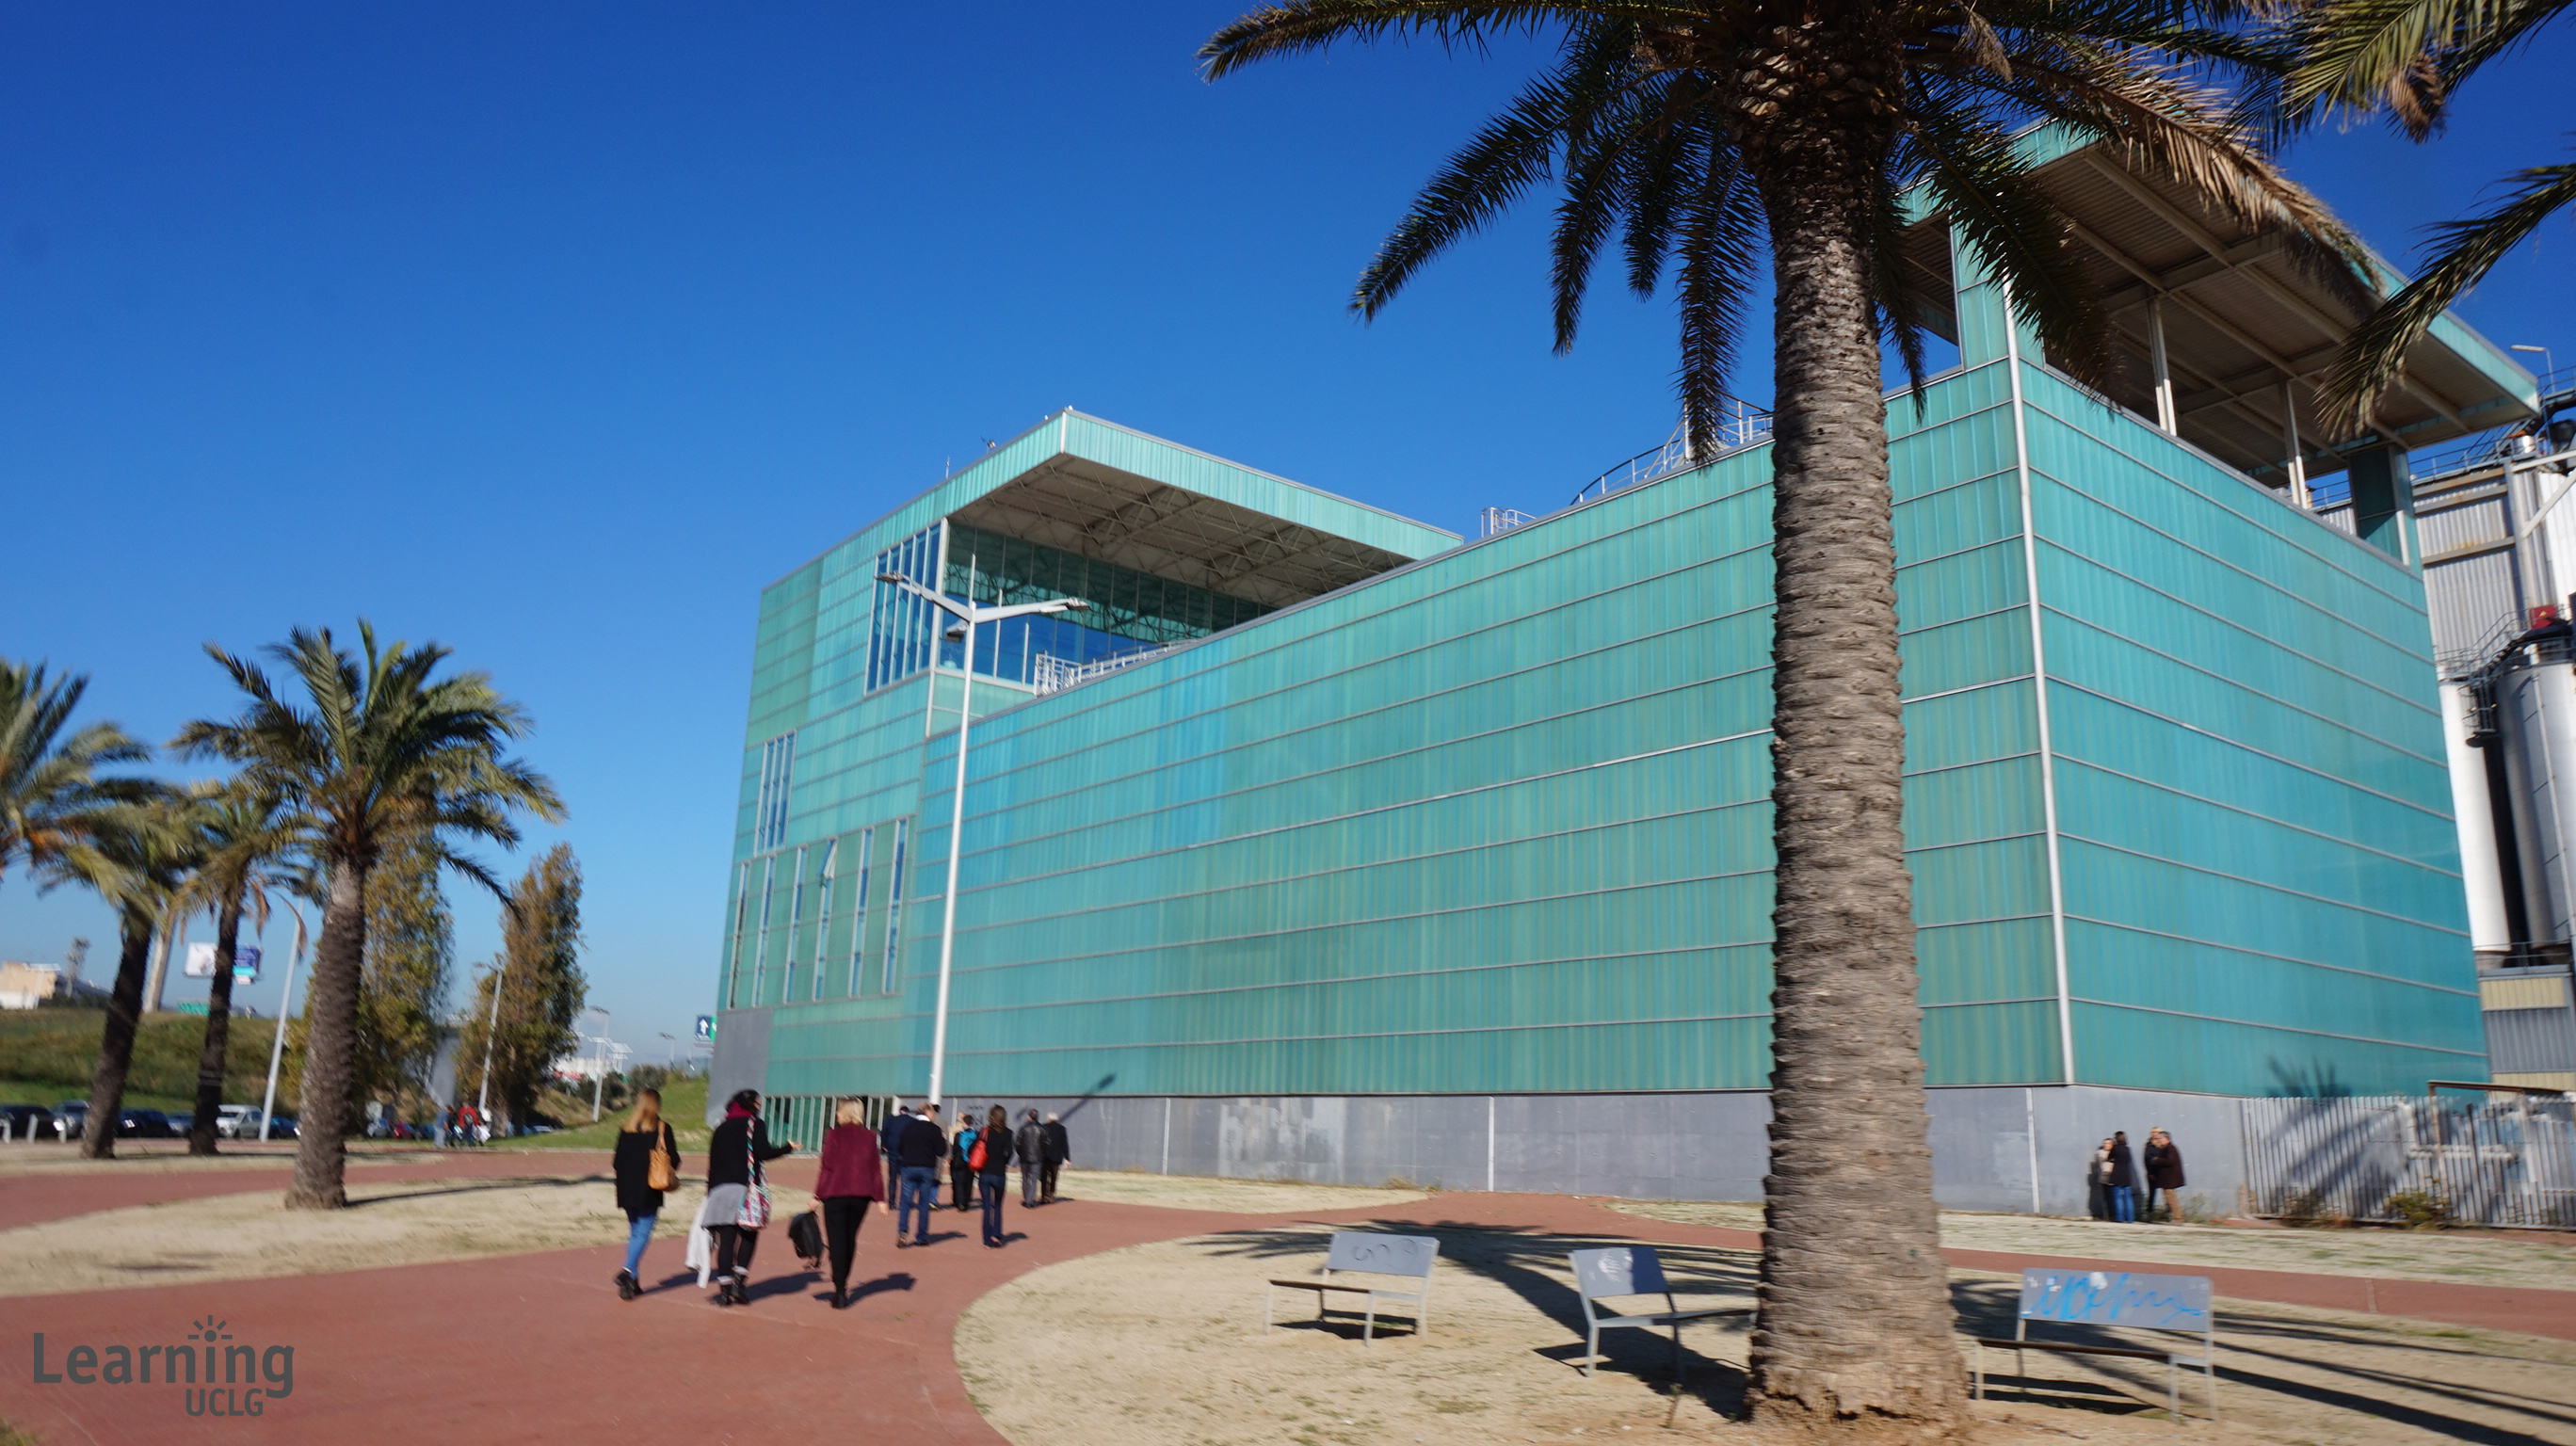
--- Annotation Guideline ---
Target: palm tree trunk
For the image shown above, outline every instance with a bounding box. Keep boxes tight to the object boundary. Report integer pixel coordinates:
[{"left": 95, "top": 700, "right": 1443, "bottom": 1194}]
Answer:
[
  {"left": 286, "top": 860, "right": 365, "bottom": 1208},
  {"left": 80, "top": 910, "right": 157, "bottom": 1161},
  {"left": 1743, "top": 124, "right": 1967, "bottom": 1431},
  {"left": 189, "top": 891, "right": 245, "bottom": 1156}
]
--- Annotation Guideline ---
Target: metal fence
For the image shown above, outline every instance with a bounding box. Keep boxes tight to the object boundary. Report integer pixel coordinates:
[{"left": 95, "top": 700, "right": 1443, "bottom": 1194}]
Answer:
[{"left": 2241, "top": 1094, "right": 2576, "bottom": 1228}]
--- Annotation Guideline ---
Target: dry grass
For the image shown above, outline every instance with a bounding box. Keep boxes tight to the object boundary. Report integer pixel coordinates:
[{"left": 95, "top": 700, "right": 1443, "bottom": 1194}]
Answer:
[
  {"left": 0, "top": 1174, "right": 798, "bottom": 1298},
  {"left": 1055, "top": 1168, "right": 1430, "bottom": 1214},
  {"left": 1613, "top": 1199, "right": 2576, "bottom": 1291},
  {"left": 959, "top": 1226, "right": 2576, "bottom": 1446}
]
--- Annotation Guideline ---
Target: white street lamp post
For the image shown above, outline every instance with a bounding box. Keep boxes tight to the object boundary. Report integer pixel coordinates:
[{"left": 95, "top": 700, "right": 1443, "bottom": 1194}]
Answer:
[
  {"left": 660, "top": 1032, "right": 678, "bottom": 1068},
  {"left": 876, "top": 568, "right": 1089, "bottom": 1106},
  {"left": 255, "top": 904, "right": 309, "bottom": 1144},
  {"left": 476, "top": 960, "right": 508, "bottom": 1123},
  {"left": 588, "top": 1006, "right": 612, "bottom": 1121}
]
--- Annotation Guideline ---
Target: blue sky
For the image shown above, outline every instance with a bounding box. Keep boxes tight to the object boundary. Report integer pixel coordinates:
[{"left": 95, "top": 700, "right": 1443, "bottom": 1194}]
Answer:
[{"left": 5, "top": 4, "right": 2572, "bottom": 1058}]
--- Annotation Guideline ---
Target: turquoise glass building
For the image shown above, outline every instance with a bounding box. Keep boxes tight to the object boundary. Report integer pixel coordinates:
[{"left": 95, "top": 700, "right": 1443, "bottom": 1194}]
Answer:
[{"left": 707, "top": 135, "right": 2536, "bottom": 1211}]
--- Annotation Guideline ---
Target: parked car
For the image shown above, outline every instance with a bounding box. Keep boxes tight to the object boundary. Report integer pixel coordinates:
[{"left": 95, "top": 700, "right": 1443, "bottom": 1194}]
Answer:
[
  {"left": 217, "top": 1104, "right": 258, "bottom": 1139},
  {"left": 261, "top": 1114, "right": 299, "bottom": 1140},
  {"left": 53, "top": 1101, "right": 89, "bottom": 1140},
  {"left": 117, "top": 1109, "right": 174, "bottom": 1138},
  {"left": 0, "top": 1104, "right": 55, "bottom": 1142},
  {"left": 166, "top": 1113, "right": 194, "bottom": 1135}
]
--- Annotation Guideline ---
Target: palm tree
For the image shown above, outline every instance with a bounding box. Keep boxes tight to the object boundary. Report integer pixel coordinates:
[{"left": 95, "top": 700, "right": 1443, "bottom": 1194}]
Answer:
[
  {"left": 170, "top": 781, "right": 303, "bottom": 1156},
  {"left": 1201, "top": 4, "right": 2367, "bottom": 1430},
  {"left": 175, "top": 623, "right": 562, "bottom": 1208},
  {"left": 2287, "top": 0, "right": 2575, "bottom": 425},
  {"left": 39, "top": 791, "right": 198, "bottom": 1159},
  {"left": 1, "top": 660, "right": 150, "bottom": 888}
]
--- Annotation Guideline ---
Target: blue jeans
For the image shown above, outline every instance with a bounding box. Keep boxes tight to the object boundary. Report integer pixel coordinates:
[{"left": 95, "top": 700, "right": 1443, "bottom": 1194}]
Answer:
[
  {"left": 623, "top": 1213, "right": 655, "bottom": 1275},
  {"left": 898, "top": 1166, "right": 940, "bottom": 1241},
  {"left": 2110, "top": 1185, "right": 2135, "bottom": 1223},
  {"left": 979, "top": 1174, "right": 1006, "bottom": 1245}
]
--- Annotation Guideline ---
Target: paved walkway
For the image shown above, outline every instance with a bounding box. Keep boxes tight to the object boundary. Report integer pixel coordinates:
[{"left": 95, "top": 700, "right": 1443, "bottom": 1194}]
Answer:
[{"left": 3, "top": 1163, "right": 2569, "bottom": 1445}]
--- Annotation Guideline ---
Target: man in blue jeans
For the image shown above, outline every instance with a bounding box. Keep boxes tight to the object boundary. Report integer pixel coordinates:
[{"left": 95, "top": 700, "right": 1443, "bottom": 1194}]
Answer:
[{"left": 894, "top": 1102, "right": 947, "bottom": 1246}]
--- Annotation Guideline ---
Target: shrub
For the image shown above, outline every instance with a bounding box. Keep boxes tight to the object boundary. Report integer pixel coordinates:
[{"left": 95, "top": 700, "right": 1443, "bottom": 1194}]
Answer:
[{"left": 2385, "top": 1188, "right": 2452, "bottom": 1230}]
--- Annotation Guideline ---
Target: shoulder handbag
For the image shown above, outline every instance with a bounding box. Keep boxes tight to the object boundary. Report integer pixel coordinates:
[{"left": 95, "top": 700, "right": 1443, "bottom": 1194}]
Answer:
[
  {"left": 736, "top": 1122, "right": 774, "bottom": 1229},
  {"left": 968, "top": 1133, "right": 988, "bottom": 1171},
  {"left": 647, "top": 1124, "right": 678, "bottom": 1192}
]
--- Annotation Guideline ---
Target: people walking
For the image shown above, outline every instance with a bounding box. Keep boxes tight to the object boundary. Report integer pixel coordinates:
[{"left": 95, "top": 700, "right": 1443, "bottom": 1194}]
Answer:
[
  {"left": 610, "top": 1087, "right": 682, "bottom": 1300},
  {"left": 950, "top": 1111, "right": 980, "bottom": 1212},
  {"left": 813, "top": 1098, "right": 883, "bottom": 1309},
  {"left": 1040, "top": 1112, "right": 1070, "bottom": 1204},
  {"left": 880, "top": 1101, "right": 914, "bottom": 1201},
  {"left": 704, "top": 1088, "right": 797, "bottom": 1307},
  {"left": 1016, "top": 1109, "right": 1045, "bottom": 1207},
  {"left": 977, "top": 1103, "right": 1016, "bottom": 1247},
  {"left": 2143, "top": 1127, "right": 2186, "bottom": 1222},
  {"left": 894, "top": 1101, "right": 948, "bottom": 1246},
  {"left": 2087, "top": 1137, "right": 2115, "bottom": 1220},
  {"left": 2105, "top": 1130, "right": 2137, "bottom": 1223}
]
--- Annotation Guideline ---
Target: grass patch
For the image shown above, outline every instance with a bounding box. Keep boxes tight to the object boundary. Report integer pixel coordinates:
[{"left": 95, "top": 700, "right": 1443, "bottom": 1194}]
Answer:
[
  {"left": 0, "top": 1009, "right": 282, "bottom": 1105},
  {"left": 489, "top": 1075, "right": 711, "bottom": 1151}
]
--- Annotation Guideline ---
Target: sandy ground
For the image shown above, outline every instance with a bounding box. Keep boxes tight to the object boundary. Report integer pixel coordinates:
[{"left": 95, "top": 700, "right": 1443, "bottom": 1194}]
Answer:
[
  {"left": 1055, "top": 1168, "right": 1430, "bottom": 1213},
  {"left": 0, "top": 1174, "right": 770, "bottom": 1297},
  {"left": 958, "top": 1224, "right": 2576, "bottom": 1446},
  {"left": 1616, "top": 1198, "right": 2576, "bottom": 1291}
]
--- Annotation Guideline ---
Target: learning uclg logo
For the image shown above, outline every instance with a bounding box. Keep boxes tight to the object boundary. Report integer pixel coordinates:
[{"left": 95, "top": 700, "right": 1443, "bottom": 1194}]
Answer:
[{"left": 29, "top": 1315, "right": 296, "bottom": 1416}]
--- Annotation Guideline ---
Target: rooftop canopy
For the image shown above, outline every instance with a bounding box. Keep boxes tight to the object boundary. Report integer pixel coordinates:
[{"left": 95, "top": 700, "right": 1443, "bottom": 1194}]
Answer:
[{"left": 1893, "top": 126, "right": 2538, "bottom": 490}]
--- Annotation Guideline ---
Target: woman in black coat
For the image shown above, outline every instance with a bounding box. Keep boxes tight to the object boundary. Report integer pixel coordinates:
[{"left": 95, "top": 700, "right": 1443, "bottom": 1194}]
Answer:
[
  {"left": 610, "top": 1088, "right": 682, "bottom": 1300},
  {"left": 975, "top": 1103, "right": 1016, "bottom": 1248},
  {"left": 2106, "top": 1130, "right": 2138, "bottom": 1222},
  {"left": 704, "top": 1088, "right": 797, "bottom": 1307}
]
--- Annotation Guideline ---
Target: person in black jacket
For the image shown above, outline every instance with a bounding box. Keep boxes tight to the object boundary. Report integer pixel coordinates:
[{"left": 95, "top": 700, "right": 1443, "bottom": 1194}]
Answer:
[
  {"left": 894, "top": 1102, "right": 948, "bottom": 1246},
  {"left": 610, "top": 1088, "right": 682, "bottom": 1300},
  {"left": 1015, "top": 1110, "right": 1046, "bottom": 1207},
  {"left": 1039, "top": 1113, "right": 1070, "bottom": 1204},
  {"left": 704, "top": 1088, "right": 797, "bottom": 1307},
  {"left": 2105, "top": 1130, "right": 2138, "bottom": 1223},
  {"left": 977, "top": 1103, "right": 1015, "bottom": 1247},
  {"left": 2143, "top": 1127, "right": 2186, "bottom": 1222}
]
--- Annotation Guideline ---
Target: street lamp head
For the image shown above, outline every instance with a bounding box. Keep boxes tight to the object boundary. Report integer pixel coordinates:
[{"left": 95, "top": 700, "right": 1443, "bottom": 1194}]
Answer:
[{"left": 944, "top": 621, "right": 968, "bottom": 640}]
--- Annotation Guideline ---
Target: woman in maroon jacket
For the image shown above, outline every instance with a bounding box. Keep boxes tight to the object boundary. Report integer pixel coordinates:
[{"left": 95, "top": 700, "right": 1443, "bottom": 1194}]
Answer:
[{"left": 813, "top": 1099, "right": 885, "bottom": 1309}]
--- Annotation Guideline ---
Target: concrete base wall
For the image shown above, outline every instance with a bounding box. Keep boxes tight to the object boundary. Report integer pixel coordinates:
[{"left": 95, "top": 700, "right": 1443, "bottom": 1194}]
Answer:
[{"left": 938, "top": 1084, "right": 2246, "bottom": 1217}]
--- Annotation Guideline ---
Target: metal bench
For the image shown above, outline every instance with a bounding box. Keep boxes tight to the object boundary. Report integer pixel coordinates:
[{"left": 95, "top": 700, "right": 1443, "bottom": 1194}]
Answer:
[
  {"left": 1569, "top": 1245, "right": 1752, "bottom": 1380},
  {"left": 1972, "top": 1268, "right": 2218, "bottom": 1423},
  {"left": 1265, "top": 1230, "right": 1439, "bottom": 1344}
]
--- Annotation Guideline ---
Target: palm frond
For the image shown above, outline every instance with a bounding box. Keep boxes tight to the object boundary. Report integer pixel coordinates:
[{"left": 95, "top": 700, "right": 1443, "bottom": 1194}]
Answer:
[
  {"left": 1199, "top": 0, "right": 1660, "bottom": 78},
  {"left": 2320, "top": 158, "right": 2576, "bottom": 427},
  {"left": 1672, "top": 142, "right": 1760, "bottom": 458}
]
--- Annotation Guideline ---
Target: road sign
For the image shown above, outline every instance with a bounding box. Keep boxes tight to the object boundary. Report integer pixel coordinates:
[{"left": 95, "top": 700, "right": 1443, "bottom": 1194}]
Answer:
[{"left": 695, "top": 1014, "right": 716, "bottom": 1044}]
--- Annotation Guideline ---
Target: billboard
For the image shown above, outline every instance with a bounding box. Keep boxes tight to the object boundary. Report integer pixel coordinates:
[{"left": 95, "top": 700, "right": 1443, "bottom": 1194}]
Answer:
[{"left": 183, "top": 942, "right": 262, "bottom": 983}]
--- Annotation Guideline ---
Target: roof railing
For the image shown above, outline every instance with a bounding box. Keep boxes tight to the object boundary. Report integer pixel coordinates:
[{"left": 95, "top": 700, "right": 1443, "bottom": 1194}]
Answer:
[
  {"left": 1031, "top": 647, "right": 1169, "bottom": 696},
  {"left": 1570, "top": 399, "right": 1773, "bottom": 508}
]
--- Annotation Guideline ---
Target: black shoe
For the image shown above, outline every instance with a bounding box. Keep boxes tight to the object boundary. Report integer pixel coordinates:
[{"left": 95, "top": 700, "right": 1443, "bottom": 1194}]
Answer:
[
  {"left": 831, "top": 1287, "right": 848, "bottom": 1309},
  {"left": 616, "top": 1269, "right": 638, "bottom": 1301},
  {"left": 714, "top": 1283, "right": 733, "bottom": 1308},
  {"left": 727, "top": 1276, "right": 749, "bottom": 1307}
]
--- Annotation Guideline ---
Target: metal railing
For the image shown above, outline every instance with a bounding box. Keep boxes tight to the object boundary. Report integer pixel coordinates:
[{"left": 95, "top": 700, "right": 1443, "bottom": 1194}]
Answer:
[
  {"left": 2242, "top": 1092, "right": 2576, "bottom": 1229},
  {"left": 1477, "top": 507, "right": 1536, "bottom": 539},
  {"left": 1032, "top": 647, "right": 1169, "bottom": 696},
  {"left": 1569, "top": 401, "right": 1774, "bottom": 508}
]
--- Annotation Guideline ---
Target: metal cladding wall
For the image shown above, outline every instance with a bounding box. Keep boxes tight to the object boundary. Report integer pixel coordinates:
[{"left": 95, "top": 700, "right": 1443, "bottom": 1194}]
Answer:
[{"left": 727, "top": 288, "right": 2485, "bottom": 1107}]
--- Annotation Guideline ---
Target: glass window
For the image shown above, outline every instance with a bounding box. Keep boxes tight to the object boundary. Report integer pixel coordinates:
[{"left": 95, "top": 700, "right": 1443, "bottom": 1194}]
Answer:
[
  {"left": 942, "top": 523, "right": 1277, "bottom": 684},
  {"left": 813, "top": 837, "right": 837, "bottom": 1000},
  {"left": 866, "top": 522, "right": 947, "bottom": 692},
  {"left": 881, "top": 818, "right": 910, "bottom": 993},
  {"left": 753, "top": 732, "right": 796, "bottom": 853},
  {"left": 782, "top": 844, "right": 807, "bottom": 1003},
  {"left": 723, "top": 862, "right": 750, "bottom": 1008},
  {"left": 846, "top": 827, "right": 874, "bottom": 995},
  {"left": 750, "top": 854, "right": 776, "bottom": 1004}
]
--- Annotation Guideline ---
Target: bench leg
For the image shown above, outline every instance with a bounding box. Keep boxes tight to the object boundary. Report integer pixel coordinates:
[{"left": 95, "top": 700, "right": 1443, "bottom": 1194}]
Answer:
[
  {"left": 1584, "top": 1324, "right": 1598, "bottom": 1379},
  {"left": 2206, "top": 1356, "right": 2218, "bottom": 1422},
  {"left": 1972, "top": 1341, "right": 1983, "bottom": 1402},
  {"left": 2167, "top": 1358, "right": 2179, "bottom": 1425},
  {"left": 1364, "top": 1298, "right": 1376, "bottom": 1346}
]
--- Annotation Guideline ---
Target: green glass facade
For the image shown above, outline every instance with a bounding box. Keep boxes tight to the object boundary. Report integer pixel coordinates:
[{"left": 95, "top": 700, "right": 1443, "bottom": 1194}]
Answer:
[{"left": 716, "top": 262, "right": 2486, "bottom": 1111}]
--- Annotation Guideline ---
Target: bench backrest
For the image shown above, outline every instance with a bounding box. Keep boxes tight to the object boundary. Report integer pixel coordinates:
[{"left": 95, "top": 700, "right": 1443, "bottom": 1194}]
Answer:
[
  {"left": 1324, "top": 1231, "right": 1440, "bottom": 1279},
  {"left": 2019, "top": 1269, "right": 2213, "bottom": 1340},
  {"left": 1571, "top": 1245, "right": 1669, "bottom": 1302}
]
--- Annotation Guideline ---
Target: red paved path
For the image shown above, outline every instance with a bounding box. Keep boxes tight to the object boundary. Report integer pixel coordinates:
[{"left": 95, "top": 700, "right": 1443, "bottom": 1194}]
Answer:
[{"left": 3, "top": 1165, "right": 2569, "bottom": 1445}]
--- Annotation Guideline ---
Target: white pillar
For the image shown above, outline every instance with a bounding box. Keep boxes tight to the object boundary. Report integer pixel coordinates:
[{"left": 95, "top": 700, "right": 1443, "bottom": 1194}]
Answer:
[
  {"left": 2441, "top": 681, "right": 2514, "bottom": 952},
  {"left": 2148, "top": 299, "right": 2178, "bottom": 435},
  {"left": 2282, "top": 380, "right": 2310, "bottom": 508}
]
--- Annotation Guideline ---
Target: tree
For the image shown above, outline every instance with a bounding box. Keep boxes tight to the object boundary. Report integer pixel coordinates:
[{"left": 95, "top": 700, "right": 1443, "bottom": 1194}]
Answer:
[
  {"left": 1200, "top": 4, "right": 2368, "bottom": 1431},
  {"left": 175, "top": 623, "right": 562, "bottom": 1208},
  {"left": 38, "top": 792, "right": 198, "bottom": 1159},
  {"left": 355, "top": 828, "right": 457, "bottom": 1117},
  {"left": 455, "top": 844, "right": 586, "bottom": 1128},
  {"left": 2285, "top": 0, "right": 2576, "bottom": 425},
  {"left": 170, "top": 781, "right": 302, "bottom": 1156},
  {"left": 1, "top": 660, "right": 149, "bottom": 889}
]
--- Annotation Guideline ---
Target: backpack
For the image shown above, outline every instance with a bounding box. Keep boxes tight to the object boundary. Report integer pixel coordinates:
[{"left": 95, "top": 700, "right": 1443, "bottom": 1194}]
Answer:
[
  {"left": 786, "top": 1209, "right": 823, "bottom": 1266},
  {"left": 968, "top": 1132, "right": 988, "bottom": 1171}
]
